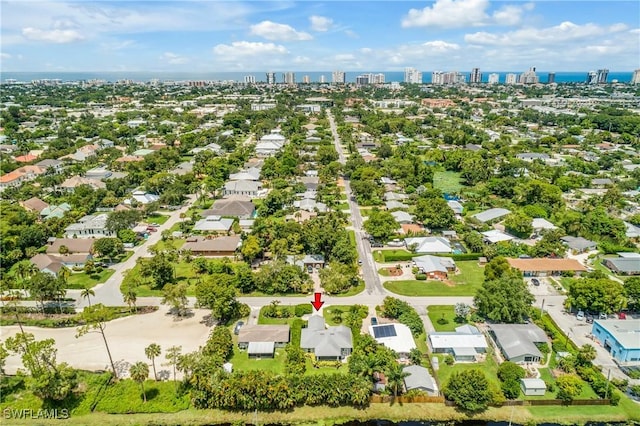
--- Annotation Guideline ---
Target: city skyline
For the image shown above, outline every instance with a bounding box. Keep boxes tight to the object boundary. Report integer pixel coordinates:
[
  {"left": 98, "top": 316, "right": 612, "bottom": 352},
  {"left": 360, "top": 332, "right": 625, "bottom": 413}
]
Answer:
[{"left": 1, "top": 0, "right": 638, "bottom": 73}]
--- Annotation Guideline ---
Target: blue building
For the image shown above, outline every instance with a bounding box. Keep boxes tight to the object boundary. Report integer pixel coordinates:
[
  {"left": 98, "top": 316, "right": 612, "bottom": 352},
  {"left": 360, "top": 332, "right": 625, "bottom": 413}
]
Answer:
[{"left": 591, "top": 319, "right": 640, "bottom": 363}]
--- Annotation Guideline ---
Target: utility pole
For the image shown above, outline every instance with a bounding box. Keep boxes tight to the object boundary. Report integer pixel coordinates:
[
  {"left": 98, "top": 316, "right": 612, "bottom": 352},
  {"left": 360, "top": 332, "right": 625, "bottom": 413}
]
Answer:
[
  {"left": 604, "top": 369, "right": 611, "bottom": 400},
  {"left": 540, "top": 298, "right": 545, "bottom": 317}
]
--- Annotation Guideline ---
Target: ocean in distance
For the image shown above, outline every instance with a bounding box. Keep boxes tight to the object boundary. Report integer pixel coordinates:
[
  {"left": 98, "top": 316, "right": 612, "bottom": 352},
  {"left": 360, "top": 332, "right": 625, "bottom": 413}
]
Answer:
[{"left": 1, "top": 71, "right": 635, "bottom": 84}]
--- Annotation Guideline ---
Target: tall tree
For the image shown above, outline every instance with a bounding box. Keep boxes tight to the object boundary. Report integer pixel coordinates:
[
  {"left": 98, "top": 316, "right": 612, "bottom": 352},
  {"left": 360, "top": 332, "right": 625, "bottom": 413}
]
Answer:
[
  {"left": 363, "top": 208, "right": 398, "bottom": 241},
  {"left": 80, "top": 287, "right": 95, "bottom": 306},
  {"left": 123, "top": 285, "right": 137, "bottom": 313},
  {"left": 474, "top": 275, "right": 534, "bottom": 323},
  {"left": 386, "top": 363, "right": 410, "bottom": 397},
  {"left": 145, "top": 343, "right": 161, "bottom": 381},
  {"left": 443, "top": 369, "right": 493, "bottom": 412},
  {"left": 566, "top": 277, "right": 626, "bottom": 314},
  {"left": 164, "top": 345, "right": 182, "bottom": 384},
  {"left": 161, "top": 283, "right": 189, "bottom": 317},
  {"left": 76, "top": 304, "right": 118, "bottom": 379},
  {"left": 129, "top": 361, "right": 150, "bottom": 402}
]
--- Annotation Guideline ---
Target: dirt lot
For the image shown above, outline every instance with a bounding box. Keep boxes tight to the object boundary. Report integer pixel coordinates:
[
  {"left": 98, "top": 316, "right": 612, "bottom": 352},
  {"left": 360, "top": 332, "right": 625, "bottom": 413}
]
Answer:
[{"left": 1, "top": 306, "right": 212, "bottom": 379}]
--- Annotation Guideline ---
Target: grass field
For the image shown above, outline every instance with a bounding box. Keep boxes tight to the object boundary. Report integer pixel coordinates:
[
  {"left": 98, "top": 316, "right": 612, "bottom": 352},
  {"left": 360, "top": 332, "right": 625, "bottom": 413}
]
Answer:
[
  {"left": 66, "top": 268, "right": 115, "bottom": 289},
  {"left": 122, "top": 261, "right": 199, "bottom": 297},
  {"left": 427, "top": 305, "right": 468, "bottom": 332},
  {"left": 384, "top": 261, "right": 484, "bottom": 296},
  {"left": 229, "top": 348, "right": 286, "bottom": 374},
  {"left": 146, "top": 213, "right": 170, "bottom": 225},
  {"left": 433, "top": 171, "right": 464, "bottom": 194},
  {"left": 435, "top": 350, "right": 501, "bottom": 389}
]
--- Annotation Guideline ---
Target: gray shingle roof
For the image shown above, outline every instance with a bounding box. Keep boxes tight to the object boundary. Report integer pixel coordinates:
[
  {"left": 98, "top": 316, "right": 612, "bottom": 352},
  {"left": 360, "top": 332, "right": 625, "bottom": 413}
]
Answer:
[
  {"left": 489, "top": 324, "right": 547, "bottom": 361},
  {"left": 403, "top": 365, "right": 437, "bottom": 392}
]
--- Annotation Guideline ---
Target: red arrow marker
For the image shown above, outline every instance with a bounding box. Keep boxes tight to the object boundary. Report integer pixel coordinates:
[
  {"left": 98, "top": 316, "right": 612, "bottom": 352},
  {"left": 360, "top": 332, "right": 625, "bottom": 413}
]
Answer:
[{"left": 311, "top": 292, "right": 324, "bottom": 311}]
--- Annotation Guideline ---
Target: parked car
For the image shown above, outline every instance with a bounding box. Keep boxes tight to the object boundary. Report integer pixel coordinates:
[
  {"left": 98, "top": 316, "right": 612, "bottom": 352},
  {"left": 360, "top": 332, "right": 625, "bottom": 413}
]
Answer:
[
  {"left": 387, "top": 239, "right": 404, "bottom": 247},
  {"left": 371, "top": 317, "right": 378, "bottom": 326},
  {"left": 358, "top": 259, "right": 363, "bottom": 265},
  {"left": 599, "top": 312, "right": 608, "bottom": 320},
  {"left": 586, "top": 315, "right": 594, "bottom": 324},
  {"left": 233, "top": 321, "right": 244, "bottom": 335},
  {"left": 576, "top": 311, "right": 585, "bottom": 321},
  {"left": 617, "top": 312, "right": 627, "bottom": 320},
  {"left": 531, "top": 278, "right": 540, "bottom": 286}
]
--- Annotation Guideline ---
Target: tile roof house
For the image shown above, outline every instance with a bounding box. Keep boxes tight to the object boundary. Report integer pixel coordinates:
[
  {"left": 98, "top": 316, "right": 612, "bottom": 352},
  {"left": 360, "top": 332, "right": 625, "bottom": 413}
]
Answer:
[
  {"left": 301, "top": 315, "right": 353, "bottom": 361},
  {"left": 35, "top": 159, "right": 63, "bottom": 173},
  {"left": 238, "top": 325, "right": 290, "bottom": 351},
  {"left": 40, "top": 203, "right": 71, "bottom": 220},
  {"left": 403, "top": 365, "right": 438, "bottom": 395},
  {"left": 405, "top": 237, "right": 452, "bottom": 254},
  {"left": 181, "top": 235, "right": 241, "bottom": 257},
  {"left": 489, "top": 324, "right": 548, "bottom": 363},
  {"left": 30, "top": 253, "right": 92, "bottom": 276},
  {"left": 14, "top": 153, "right": 39, "bottom": 163},
  {"left": 20, "top": 197, "right": 49, "bottom": 213},
  {"left": 285, "top": 254, "right": 325, "bottom": 270},
  {"left": 60, "top": 176, "right": 106, "bottom": 192},
  {"left": 255, "top": 132, "right": 286, "bottom": 157},
  {"left": 506, "top": 258, "right": 587, "bottom": 276},
  {"left": 46, "top": 238, "right": 94, "bottom": 255},
  {"left": 204, "top": 198, "right": 256, "bottom": 219},
  {"left": 192, "top": 216, "right": 235, "bottom": 233},
  {"left": 223, "top": 180, "right": 263, "bottom": 198},
  {"left": 229, "top": 167, "right": 261, "bottom": 181}
]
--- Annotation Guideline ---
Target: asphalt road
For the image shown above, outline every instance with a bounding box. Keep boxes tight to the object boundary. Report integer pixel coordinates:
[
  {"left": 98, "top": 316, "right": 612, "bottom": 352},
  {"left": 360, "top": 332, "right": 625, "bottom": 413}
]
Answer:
[{"left": 327, "top": 110, "right": 385, "bottom": 296}]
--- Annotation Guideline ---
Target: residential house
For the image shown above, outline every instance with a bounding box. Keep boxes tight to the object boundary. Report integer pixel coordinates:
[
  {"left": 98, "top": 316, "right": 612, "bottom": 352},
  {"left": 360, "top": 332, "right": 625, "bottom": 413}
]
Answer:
[
  {"left": 35, "top": 159, "right": 63, "bottom": 173},
  {"left": 193, "top": 216, "right": 235, "bottom": 234},
  {"left": 591, "top": 319, "right": 640, "bottom": 363},
  {"left": 14, "top": 153, "right": 39, "bottom": 163},
  {"left": 516, "top": 153, "right": 551, "bottom": 162},
  {"left": 286, "top": 254, "right": 325, "bottom": 271},
  {"left": 46, "top": 238, "right": 94, "bottom": 255},
  {"left": 40, "top": 203, "right": 71, "bottom": 220},
  {"left": 591, "top": 178, "right": 614, "bottom": 188},
  {"left": 506, "top": 258, "right": 587, "bottom": 277},
  {"left": 471, "top": 208, "right": 511, "bottom": 224},
  {"left": 61, "top": 144, "right": 99, "bottom": 162},
  {"left": 127, "top": 190, "right": 160, "bottom": 205},
  {"left": 392, "top": 211, "right": 414, "bottom": 224},
  {"left": 229, "top": 167, "right": 261, "bottom": 181},
  {"left": 223, "top": 180, "right": 263, "bottom": 198},
  {"left": 489, "top": 324, "right": 548, "bottom": 363},
  {"left": 190, "top": 142, "right": 222, "bottom": 155},
  {"left": 0, "top": 170, "right": 26, "bottom": 191},
  {"left": 20, "top": 197, "right": 49, "bottom": 214},
  {"left": 386, "top": 200, "right": 409, "bottom": 210},
  {"left": 204, "top": 198, "right": 256, "bottom": 219},
  {"left": 255, "top": 132, "right": 286, "bottom": 157},
  {"left": 64, "top": 214, "right": 115, "bottom": 239},
  {"left": 624, "top": 222, "right": 640, "bottom": 240},
  {"left": 299, "top": 176, "right": 320, "bottom": 191},
  {"left": 238, "top": 324, "right": 290, "bottom": 359},
  {"left": 428, "top": 324, "right": 488, "bottom": 362},
  {"left": 520, "top": 379, "right": 547, "bottom": 396},
  {"left": 561, "top": 236, "right": 598, "bottom": 254},
  {"left": 285, "top": 209, "right": 317, "bottom": 223},
  {"left": 603, "top": 254, "right": 640, "bottom": 276},
  {"left": 413, "top": 255, "right": 456, "bottom": 280},
  {"left": 405, "top": 237, "right": 452, "bottom": 254},
  {"left": 301, "top": 315, "right": 353, "bottom": 361},
  {"left": 384, "top": 192, "right": 408, "bottom": 202},
  {"left": 30, "top": 253, "right": 92, "bottom": 276},
  {"left": 369, "top": 323, "right": 416, "bottom": 360},
  {"left": 482, "top": 229, "right": 515, "bottom": 244},
  {"left": 402, "top": 365, "right": 439, "bottom": 395},
  {"left": 447, "top": 200, "right": 464, "bottom": 216},
  {"left": 531, "top": 218, "right": 557, "bottom": 235},
  {"left": 294, "top": 198, "right": 328, "bottom": 213},
  {"left": 60, "top": 176, "right": 106, "bottom": 192},
  {"left": 181, "top": 235, "right": 241, "bottom": 257}
]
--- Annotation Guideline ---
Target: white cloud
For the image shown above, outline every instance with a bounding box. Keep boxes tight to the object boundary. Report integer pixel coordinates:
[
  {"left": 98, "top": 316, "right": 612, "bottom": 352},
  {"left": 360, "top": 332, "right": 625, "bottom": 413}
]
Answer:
[
  {"left": 0, "top": 52, "right": 11, "bottom": 59},
  {"left": 250, "top": 20, "right": 312, "bottom": 41},
  {"left": 422, "top": 40, "right": 461, "bottom": 52},
  {"left": 293, "top": 55, "right": 311, "bottom": 64},
  {"left": 465, "top": 21, "right": 628, "bottom": 46},
  {"left": 160, "top": 52, "right": 188, "bottom": 65},
  {"left": 213, "top": 41, "right": 288, "bottom": 57},
  {"left": 309, "top": 15, "right": 333, "bottom": 32},
  {"left": 344, "top": 29, "right": 359, "bottom": 39},
  {"left": 22, "top": 27, "right": 85, "bottom": 43},
  {"left": 402, "top": 0, "right": 534, "bottom": 29},
  {"left": 402, "top": 0, "right": 490, "bottom": 28}
]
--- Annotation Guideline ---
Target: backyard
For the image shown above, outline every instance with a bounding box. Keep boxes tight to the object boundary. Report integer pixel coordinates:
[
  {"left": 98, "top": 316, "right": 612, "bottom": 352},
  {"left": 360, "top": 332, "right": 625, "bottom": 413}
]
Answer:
[
  {"left": 67, "top": 268, "right": 115, "bottom": 289},
  {"left": 383, "top": 261, "right": 484, "bottom": 296},
  {"left": 427, "top": 305, "right": 469, "bottom": 332},
  {"left": 433, "top": 171, "right": 464, "bottom": 194}
]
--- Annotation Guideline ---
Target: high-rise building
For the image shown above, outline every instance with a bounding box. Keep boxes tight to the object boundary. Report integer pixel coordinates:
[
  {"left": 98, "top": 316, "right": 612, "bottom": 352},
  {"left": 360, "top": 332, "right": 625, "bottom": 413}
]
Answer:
[
  {"left": 303, "top": 75, "right": 310, "bottom": 84},
  {"left": 332, "top": 70, "right": 345, "bottom": 84},
  {"left": 505, "top": 73, "right": 518, "bottom": 85},
  {"left": 519, "top": 67, "right": 539, "bottom": 84},
  {"left": 488, "top": 73, "right": 500, "bottom": 84},
  {"left": 597, "top": 69, "right": 609, "bottom": 84},
  {"left": 547, "top": 72, "right": 556, "bottom": 84},
  {"left": 266, "top": 72, "right": 276, "bottom": 84},
  {"left": 469, "top": 67, "right": 482, "bottom": 83},
  {"left": 404, "top": 67, "right": 422, "bottom": 84},
  {"left": 431, "top": 71, "right": 465, "bottom": 85},
  {"left": 244, "top": 75, "right": 256, "bottom": 84},
  {"left": 319, "top": 75, "right": 326, "bottom": 83},
  {"left": 355, "top": 74, "right": 370, "bottom": 85},
  {"left": 282, "top": 72, "right": 296, "bottom": 84},
  {"left": 632, "top": 69, "right": 640, "bottom": 85},
  {"left": 586, "top": 71, "right": 598, "bottom": 84}
]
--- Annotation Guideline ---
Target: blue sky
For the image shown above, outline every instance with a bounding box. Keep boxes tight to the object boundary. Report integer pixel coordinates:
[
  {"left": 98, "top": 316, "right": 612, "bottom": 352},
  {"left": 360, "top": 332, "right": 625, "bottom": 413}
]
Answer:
[{"left": 1, "top": 0, "right": 639, "bottom": 72}]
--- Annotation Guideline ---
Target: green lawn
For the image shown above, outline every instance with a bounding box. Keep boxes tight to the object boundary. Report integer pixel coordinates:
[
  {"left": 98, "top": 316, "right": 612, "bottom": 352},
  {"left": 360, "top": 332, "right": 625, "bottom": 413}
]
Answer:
[
  {"left": 335, "top": 202, "right": 350, "bottom": 210},
  {"left": 384, "top": 261, "right": 483, "bottom": 296},
  {"left": 150, "top": 238, "right": 186, "bottom": 252},
  {"left": 378, "top": 268, "right": 391, "bottom": 276},
  {"left": 228, "top": 348, "right": 286, "bottom": 374},
  {"left": 373, "top": 249, "right": 413, "bottom": 262},
  {"left": 323, "top": 305, "right": 367, "bottom": 326},
  {"left": 146, "top": 214, "right": 170, "bottom": 225},
  {"left": 433, "top": 171, "right": 464, "bottom": 194},
  {"left": 66, "top": 268, "right": 115, "bottom": 289},
  {"left": 435, "top": 350, "right": 501, "bottom": 389},
  {"left": 427, "top": 305, "right": 468, "bottom": 332},
  {"left": 121, "top": 261, "right": 198, "bottom": 297},
  {"left": 332, "top": 280, "right": 365, "bottom": 297},
  {"left": 527, "top": 367, "right": 598, "bottom": 400}
]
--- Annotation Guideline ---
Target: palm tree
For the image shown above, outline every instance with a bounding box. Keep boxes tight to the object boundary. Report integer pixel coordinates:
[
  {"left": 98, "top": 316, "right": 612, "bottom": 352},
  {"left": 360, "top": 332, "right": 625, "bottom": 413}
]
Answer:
[
  {"left": 14, "top": 261, "right": 37, "bottom": 294},
  {"left": 145, "top": 343, "right": 161, "bottom": 381},
  {"left": 123, "top": 286, "right": 137, "bottom": 313},
  {"left": 80, "top": 287, "right": 95, "bottom": 307},
  {"left": 386, "top": 363, "right": 410, "bottom": 398},
  {"left": 129, "top": 361, "right": 149, "bottom": 402}
]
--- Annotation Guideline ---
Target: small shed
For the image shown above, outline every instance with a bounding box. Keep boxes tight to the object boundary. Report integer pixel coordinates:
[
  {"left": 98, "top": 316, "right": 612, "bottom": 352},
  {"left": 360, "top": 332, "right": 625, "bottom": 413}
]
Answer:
[
  {"left": 520, "top": 378, "right": 546, "bottom": 396},
  {"left": 247, "top": 342, "right": 275, "bottom": 359},
  {"left": 223, "top": 362, "right": 233, "bottom": 373}
]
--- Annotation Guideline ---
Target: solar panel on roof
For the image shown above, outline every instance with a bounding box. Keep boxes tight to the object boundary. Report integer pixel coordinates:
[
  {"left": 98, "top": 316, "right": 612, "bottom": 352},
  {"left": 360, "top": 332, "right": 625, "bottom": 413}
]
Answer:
[{"left": 373, "top": 324, "right": 397, "bottom": 339}]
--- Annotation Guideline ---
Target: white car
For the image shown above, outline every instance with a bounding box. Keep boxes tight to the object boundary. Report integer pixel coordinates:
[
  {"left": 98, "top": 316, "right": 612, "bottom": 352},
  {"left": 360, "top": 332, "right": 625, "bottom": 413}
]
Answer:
[{"left": 576, "top": 311, "right": 585, "bottom": 321}]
